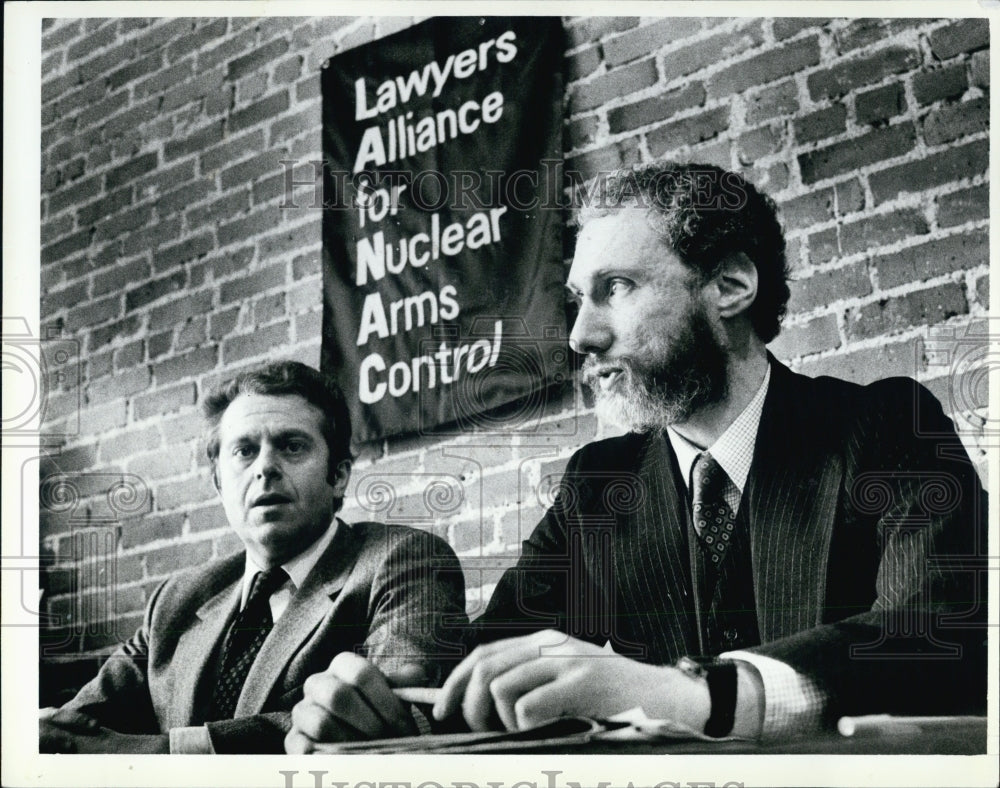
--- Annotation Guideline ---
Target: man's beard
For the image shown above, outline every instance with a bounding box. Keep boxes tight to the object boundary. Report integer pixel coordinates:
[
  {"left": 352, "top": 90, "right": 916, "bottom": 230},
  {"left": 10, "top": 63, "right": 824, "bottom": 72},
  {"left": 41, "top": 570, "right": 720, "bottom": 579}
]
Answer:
[{"left": 582, "top": 303, "right": 729, "bottom": 432}]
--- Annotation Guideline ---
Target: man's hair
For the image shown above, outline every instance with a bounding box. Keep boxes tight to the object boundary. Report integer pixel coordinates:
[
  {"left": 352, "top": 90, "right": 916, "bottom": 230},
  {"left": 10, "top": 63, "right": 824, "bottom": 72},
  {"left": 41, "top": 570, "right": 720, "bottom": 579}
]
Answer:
[
  {"left": 577, "top": 162, "right": 790, "bottom": 342},
  {"left": 203, "top": 361, "right": 353, "bottom": 487}
]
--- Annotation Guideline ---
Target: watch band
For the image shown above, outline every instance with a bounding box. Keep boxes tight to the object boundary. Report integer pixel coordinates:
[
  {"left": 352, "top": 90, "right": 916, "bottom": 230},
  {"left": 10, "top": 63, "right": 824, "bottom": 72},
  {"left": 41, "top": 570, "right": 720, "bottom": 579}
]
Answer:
[{"left": 676, "top": 656, "right": 738, "bottom": 738}]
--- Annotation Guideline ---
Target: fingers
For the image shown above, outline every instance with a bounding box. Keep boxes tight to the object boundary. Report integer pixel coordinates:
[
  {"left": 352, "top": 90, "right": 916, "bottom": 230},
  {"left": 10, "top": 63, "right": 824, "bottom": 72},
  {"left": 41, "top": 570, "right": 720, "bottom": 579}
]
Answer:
[
  {"left": 487, "top": 659, "right": 562, "bottom": 731},
  {"left": 39, "top": 721, "right": 78, "bottom": 754},
  {"left": 45, "top": 708, "right": 99, "bottom": 733},
  {"left": 434, "top": 630, "right": 566, "bottom": 731},
  {"left": 383, "top": 662, "right": 432, "bottom": 689},
  {"left": 287, "top": 653, "right": 415, "bottom": 751}
]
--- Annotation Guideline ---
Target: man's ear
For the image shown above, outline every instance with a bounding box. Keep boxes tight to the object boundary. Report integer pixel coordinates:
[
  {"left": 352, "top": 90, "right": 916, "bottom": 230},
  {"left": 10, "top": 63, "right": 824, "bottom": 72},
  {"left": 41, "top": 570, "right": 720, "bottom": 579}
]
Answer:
[
  {"left": 211, "top": 465, "right": 221, "bottom": 494},
  {"left": 712, "top": 252, "right": 758, "bottom": 320},
  {"left": 330, "top": 459, "right": 352, "bottom": 497}
]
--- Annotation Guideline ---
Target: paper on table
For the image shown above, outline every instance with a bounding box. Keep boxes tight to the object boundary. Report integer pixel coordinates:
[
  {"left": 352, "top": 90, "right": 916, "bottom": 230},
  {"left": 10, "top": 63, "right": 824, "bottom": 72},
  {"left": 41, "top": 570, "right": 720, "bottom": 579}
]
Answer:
[{"left": 599, "top": 707, "right": 751, "bottom": 742}]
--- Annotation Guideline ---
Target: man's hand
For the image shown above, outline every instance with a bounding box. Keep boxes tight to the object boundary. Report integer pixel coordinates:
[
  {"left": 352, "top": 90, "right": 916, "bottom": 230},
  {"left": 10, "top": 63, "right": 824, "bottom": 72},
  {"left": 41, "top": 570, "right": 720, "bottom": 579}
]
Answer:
[
  {"left": 39, "top": 709, "right": 168, "bottom": 753},
  {"left": 285, "top": 653, "right": 427, "bottom": 753},
  {"left": 432, "top": 629, "right": 712, "bottom": 732}
]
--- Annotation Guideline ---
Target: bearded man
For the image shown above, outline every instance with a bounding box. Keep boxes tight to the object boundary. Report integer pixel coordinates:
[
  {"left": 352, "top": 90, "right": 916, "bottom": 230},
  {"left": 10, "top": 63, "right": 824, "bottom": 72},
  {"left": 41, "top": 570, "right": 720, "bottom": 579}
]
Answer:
[{"left": 287, "top": 163, "right": 986, "bottom": 750}]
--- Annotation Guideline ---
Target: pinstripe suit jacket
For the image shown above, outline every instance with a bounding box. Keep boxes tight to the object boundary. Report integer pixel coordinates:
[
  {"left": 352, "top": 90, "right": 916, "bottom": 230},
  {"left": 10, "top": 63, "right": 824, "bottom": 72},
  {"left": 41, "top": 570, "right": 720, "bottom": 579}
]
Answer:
[
  {"left": 62, "top": 521, "right": 467, "bottom": 752},
  {"left": 476, "top": 359, "right": 987, "bottom": 719}
]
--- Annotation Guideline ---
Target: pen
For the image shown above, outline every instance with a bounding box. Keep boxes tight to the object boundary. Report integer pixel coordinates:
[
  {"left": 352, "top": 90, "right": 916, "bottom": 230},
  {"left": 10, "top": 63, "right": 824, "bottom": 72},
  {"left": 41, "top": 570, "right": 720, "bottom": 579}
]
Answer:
[{"left": 837, "top": 714, "right": 981, "bottom": 737}]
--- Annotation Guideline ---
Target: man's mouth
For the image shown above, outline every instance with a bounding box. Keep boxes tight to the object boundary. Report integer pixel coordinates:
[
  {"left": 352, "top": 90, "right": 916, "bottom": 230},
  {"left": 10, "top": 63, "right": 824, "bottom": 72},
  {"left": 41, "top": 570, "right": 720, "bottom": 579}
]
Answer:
[
  {"left": 251, "top": 493, "right": 292, "bottom": 508},
  {"left": 585, "top": 364, "right": 624, "bottom": 392}
]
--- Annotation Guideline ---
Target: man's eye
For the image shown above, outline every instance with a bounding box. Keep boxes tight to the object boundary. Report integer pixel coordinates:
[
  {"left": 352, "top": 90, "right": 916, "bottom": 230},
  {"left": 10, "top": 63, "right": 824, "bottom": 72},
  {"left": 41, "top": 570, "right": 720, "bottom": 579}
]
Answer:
[
  {"left": 233, "top": 446, "right": 256, "bottom": 458},
  {"left": 608, "top": 279, "right": 631, "bottom": 296},
  {"left": 284, "top": 441, "right": 307, "bottom": 454}
]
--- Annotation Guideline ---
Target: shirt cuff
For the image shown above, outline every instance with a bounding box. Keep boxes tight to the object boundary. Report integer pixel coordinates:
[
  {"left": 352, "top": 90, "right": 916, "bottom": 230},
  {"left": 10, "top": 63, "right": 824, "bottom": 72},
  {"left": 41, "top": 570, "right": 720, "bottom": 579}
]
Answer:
[
  {"left": 168, "top": 726, "right": 214, "bottom": 754},
  {"left": 722, "top": 650, "right": 827, "bottom": 739}
]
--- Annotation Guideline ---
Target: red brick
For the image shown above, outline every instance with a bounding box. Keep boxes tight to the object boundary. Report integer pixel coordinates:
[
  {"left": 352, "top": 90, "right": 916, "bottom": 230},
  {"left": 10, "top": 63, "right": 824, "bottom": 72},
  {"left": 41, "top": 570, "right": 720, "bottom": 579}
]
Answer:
[
  {"left": 874, "top": 229, "right": 988, "bottom": 289},
  {"left": 570, "top": 58, "right": 658, "bottom": 114},
  {"left": 787, "top": 261, "right": 872, "bottom": 313},
  {"left": 294, "top": 310, "right": 322, "bottom": 342},
  {"left": 143, "top": 539, "right": 213, "bottom": 577},
  {"left": 157, "top": 179, "right": 214, "bottom": 217},
  {"left": 567, "top": 116, "right": 598, "bottom": 151},
  {"left": 132, "top": 58, "right": 196, "bottom": 102},
  {"left": 839, "top": 208, "right": 929, "bottom": 256},
  {"left": 922, "top": 96, "right": 989, "bottom": 146},
  {"left": 93, "top": 259, "right": 151, "bottom": 297},
  {"left": 928, "top": 19, "right": 989, "bottom": 60},
  {"left": 607, "top": 82, "right": 706, "bottom": 134},
  {"left": 87, "top": 367, "right": 150, "bottom": 406},
  {"left": 647, "top": 106, "right": 730, "bottom": 155},
  {"left": 88, "top": 316, "right": 143, "bottom": 351},
  {"left": 707, "top": 36, "right": 820, "bottom": 100},
  {"left": 737, "top": 124, "right": 783, "bottom": 163},
  {"left": 800, "top": 337, "right": 923, "bottom": 382},
  {"left": 566, "top": 17, "right": 640, "bottom": 47},
  {"left": 99, "top": 426, "right": 161, "bottom": 463},
  {"left": 147, "top": 331, "right": 173, "bottom": 360},
  {"left": 220, "top": 150, "right": 285, "bottom": 190},
  {"left": 42, "top": 19, "right": 82, "bottom": 49},
  {"left": 108, "top": 52, "right": 162, "bottom": 91},
  {"left": 855, "top": 83, "right": 906, "bottom": 125},
  {"left": 974, "top": 275, "right": 988, "bottom": 308},
  {"left": 847, "top": 283, "right": 967, "bottom": 341},
  {"left": 164, "top": 121, "right": 225, "bottom": 161},
  {"left": 147, "top": 291, "right": 214, "bottom": 334},
  {"left": 152, "top": 233, "right": 214, "bottom": 272},
  {"left": 804, "top": 229, "right": 837, "bottom": 266},
  {"left": 251, "top": 173, "right": 287, "bottom": 205},
  {"left": 142, "top": 159, "right": 196, "bottom": 196},
  {"left": 274, "top": 54, "right": 303, "bottom": 85},
  {"left": 48, "top": 172, "right": 103, "bottom": 214},
  {"left": 807, "top": 47, "right": 921, "bottom": 101},
  {"left": 296, "top": 76, "right": 320, "bottom": 102},
  {"left": 77, "top": 91, "right": 130, "bottom": 131},
  {"left": 566, "top": 137, "right": 641, "bottom": 182},
  {"left": 773, "top": 18, "right": 830, "bottom": 41},
  {"left": 745, "top": 79, "right": 799, "bottom": 124},
  {"left": 798, "top": 122, "right": 916, "bottom": 185},
  {"left": 166, "top": 18, "right": 228, "bottom": 62},
  {"left": 66, "top": 22, "right": 117, "bottom": 61},
  {"left": 210, "top": 245, "right": 255, "bottom": 280},
  {"left": 228, "top": 91, "right": 290, "bottom": 133},
  {"left": 868, "top": 139, "right": 988, "bottom": 204},
  {"left": 257, "top": 218, "right": 320, "bottom": 259},
  {"left": 793, "top": 103, "right": 846, "bottom": 144},
  {"left": 78, "top": 400, "right": 129, "bottom": 434},
  {"left": 93, "top": 204, "right": 154, "bottom": 243},
  {"left": 118, "top": 513, "right": 185, "bottom": 550},
  {"left": 768, "top": 314, "right": 840, "bottom": 360},
  {"left": 125, "top": 270, "right": 186, "bottom": 312},
  {"left": 603, "top": 18, "right": 702, "bottom": 67},
  {"left": 199, "top": 129, "right": 266, "bottom": 173},
  {"left": 42, "top": 280, "right": 89, "bottom": 317},
  {"left": 162, "top": 410, "right": 208, "bottom": 447},
  {"left": 65, "top": 295, "right": 121, "bottom": 332},
  {"left": 779, "top": 188, "right": 836, "bottom": 231},
  {"left": 661, "top": 23, "right": 766, "bottom": 85},
  {"left": 121, "top": 216, "right": 183, "bottom": 257},
  {"left": 188, "top": 502, "right": 227, "bottom": 533},
  {"left": 55, "top": 79, "right": 107, "bottom": 116},
  {"left": 835, "top": 19, "right": 927, "bottom": 54},
  {"left": 970, "top": 51, "right": 989, "bottom": 88},
  {"left": 268, "top": 107, "right": 317, "bottom": 147},
  {"left": 176, "top": 317, "right": 208, "bottom": 351},
  {"left": 153, "top": 346, "right": 218, "bottom": 385},
  {"left": 226, "top": 37, "right": 290, "bottom": 81},
  {"left": 937, "top": 184, "right": 989, "bottom": 228},
  {"left": 292, "top": 251, "right": 320, "bottom": 280},
  {"left": 160, "top": 67, "right": 225, "bottom": 111},
  {"left": 104, "top": 153, "right": 157, "bottom": 191},
  {"left": 114, "top": 340, "right": 144, "bottom": 371},
  {"left": 76, "top": 187, "right": 133, "bottom": 229},
  {"left": 186, "top": 189, "right": 250, "bottom": 231},
  {"left": 912, "top": 65, "right": 969, "bottom": 105},
  {"left": 133, "top": 382, "right": 197, "bottom": 420},
  {"left": 566, "top": 45, "right": 601, "bottom": 83},
  {"left": 222, "top": 321, "right": 290, "bottom": 363},
  {"left": 217, "top": 204, "right": 282, "bottom": 247},
  {"left": 210, "top": 307, "right": 240, "bottom": 341}
]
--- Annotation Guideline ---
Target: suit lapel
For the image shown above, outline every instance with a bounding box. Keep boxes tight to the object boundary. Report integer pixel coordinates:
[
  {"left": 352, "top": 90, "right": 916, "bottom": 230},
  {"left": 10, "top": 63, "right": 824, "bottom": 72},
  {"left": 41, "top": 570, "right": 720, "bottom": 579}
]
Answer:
[
  {"left": 170, "top": 554, "right": 244, "bottom": 727},
  {"left": 746, "top": 359, "right": 843, "bottom": 641},
  {"left": 612, "top": 435, "right": 698, "bottom": 662},
  {"left": 234, "top": 523, "right": 363, "bottom": 716}
]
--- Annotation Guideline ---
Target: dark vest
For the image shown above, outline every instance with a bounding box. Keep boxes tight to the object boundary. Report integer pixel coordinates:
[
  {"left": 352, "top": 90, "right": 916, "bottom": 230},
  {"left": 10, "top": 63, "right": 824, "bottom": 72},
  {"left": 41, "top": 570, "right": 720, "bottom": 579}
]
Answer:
[{"left": 606, "top": 440, "right": 761, "bottom": 663}]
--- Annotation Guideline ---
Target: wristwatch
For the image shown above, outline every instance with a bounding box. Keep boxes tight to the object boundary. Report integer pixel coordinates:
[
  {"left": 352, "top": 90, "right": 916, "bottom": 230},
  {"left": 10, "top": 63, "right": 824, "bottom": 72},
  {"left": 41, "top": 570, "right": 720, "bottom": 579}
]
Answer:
[{"left": 676, "top": 656, "right": 738, "bottom": 738}]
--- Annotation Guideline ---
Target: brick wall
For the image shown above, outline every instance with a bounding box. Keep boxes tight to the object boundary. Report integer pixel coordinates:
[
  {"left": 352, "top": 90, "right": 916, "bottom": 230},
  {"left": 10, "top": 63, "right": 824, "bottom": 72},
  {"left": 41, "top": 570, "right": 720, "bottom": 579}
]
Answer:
[{"left": 37, "top": 15, "right": 989, "bottom": 693}]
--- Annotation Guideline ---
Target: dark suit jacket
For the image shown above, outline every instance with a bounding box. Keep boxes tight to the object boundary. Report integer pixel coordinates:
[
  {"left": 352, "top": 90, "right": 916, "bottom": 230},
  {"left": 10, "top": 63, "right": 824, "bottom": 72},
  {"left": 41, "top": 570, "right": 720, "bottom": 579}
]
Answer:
[
  {"left": 62, "top": 521, "right": 467, "bottom": 752},
  {"left": 474, "top": 359, "right": 987, "bottom": 720}
]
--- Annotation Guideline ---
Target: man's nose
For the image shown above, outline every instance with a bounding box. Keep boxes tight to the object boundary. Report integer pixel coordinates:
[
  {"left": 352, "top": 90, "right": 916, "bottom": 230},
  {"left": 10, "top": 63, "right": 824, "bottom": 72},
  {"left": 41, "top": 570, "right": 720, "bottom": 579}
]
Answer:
[
  {"left": 568, "top": 301, "right": 612, "bottom": 356},
  {"left": 254, "top": 444, "right": 282, "bottom": 480}
]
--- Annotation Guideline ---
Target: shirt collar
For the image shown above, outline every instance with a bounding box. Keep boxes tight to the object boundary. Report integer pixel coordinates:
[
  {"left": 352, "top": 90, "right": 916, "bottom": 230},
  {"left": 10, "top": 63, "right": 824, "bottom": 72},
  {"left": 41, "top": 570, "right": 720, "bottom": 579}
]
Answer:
[
  {"left": 667, "top": 364, "right": 771, "bottom": 492},
  {"left": 241, "top": 518, "right": 340, "bottom": 608}
]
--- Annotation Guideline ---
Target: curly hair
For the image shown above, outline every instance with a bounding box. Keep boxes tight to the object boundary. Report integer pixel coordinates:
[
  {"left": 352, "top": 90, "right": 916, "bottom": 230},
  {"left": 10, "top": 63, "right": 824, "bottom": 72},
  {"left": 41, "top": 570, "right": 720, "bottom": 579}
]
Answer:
[
  {"left": 577, "top": 162, "right": 790, "bottom": 342},
  {"left": 203, "top": 361, "right": 353, "bottom": 494}
]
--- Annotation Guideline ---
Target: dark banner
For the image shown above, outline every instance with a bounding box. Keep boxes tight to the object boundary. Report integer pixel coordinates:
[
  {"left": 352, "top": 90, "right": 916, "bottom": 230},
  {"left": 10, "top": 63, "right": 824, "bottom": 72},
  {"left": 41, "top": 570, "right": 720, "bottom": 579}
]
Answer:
[{"left": 321, "top": 17, "right": 566, "bottom": 444}]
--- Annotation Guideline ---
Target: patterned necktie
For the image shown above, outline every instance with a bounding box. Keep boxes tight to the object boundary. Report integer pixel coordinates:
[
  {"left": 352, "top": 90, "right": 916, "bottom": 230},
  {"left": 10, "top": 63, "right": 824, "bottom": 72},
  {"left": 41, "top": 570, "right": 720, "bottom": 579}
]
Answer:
[
  {"left": 208, "top": 566, "right": 288, "bottom": 720},
  {"left": 691, "top": 452, "right": 737, "bottom": 565}
]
